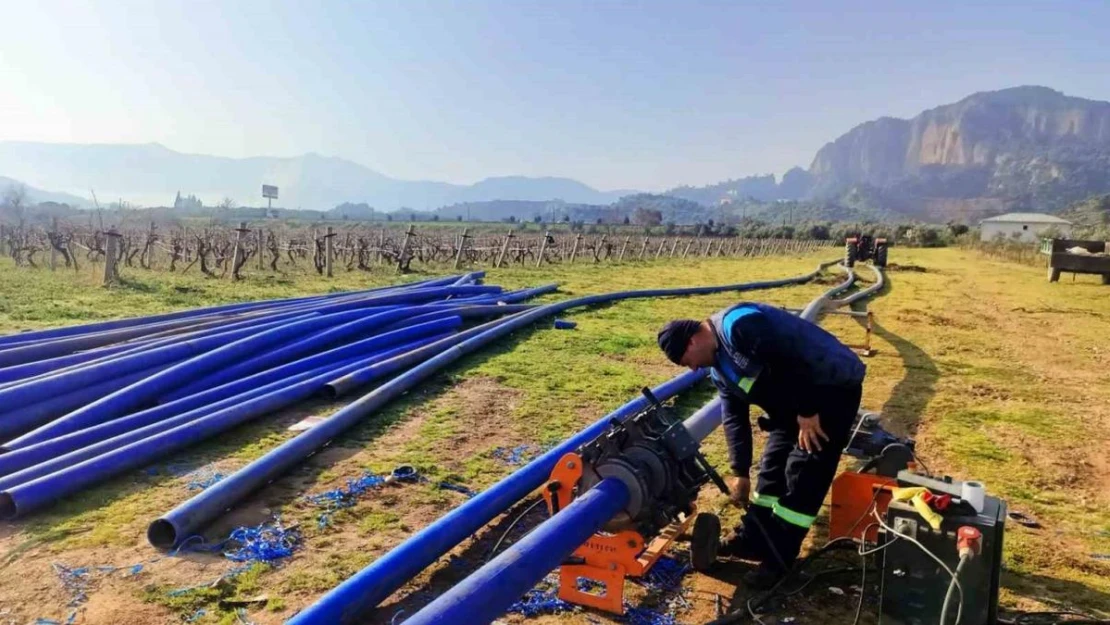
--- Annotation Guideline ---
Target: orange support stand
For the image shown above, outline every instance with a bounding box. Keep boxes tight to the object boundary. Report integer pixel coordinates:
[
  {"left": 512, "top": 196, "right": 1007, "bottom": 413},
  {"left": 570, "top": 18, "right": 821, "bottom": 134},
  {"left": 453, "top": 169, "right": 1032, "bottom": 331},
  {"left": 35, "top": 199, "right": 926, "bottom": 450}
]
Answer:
[{"left": 543, "top": 453, "right": 695, "bottom": 615}]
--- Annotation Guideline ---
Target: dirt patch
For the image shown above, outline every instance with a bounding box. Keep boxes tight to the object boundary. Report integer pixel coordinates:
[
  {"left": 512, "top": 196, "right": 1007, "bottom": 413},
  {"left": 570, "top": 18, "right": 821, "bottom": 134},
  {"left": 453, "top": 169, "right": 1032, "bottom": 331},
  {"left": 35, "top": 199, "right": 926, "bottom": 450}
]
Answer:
[
  {"left": 886, "top": 263, "right": 929, "bottom": 272},
  {"left": 83, "top": 589, "right": 176, "bottom": 625}
]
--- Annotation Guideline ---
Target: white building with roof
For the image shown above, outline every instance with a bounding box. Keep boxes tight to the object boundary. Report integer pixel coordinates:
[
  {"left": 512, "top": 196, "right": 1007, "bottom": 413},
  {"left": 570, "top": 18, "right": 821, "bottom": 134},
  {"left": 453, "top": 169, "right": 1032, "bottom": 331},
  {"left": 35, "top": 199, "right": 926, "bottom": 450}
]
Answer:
[{"left": 979, "top": 212, "right": 1073, "bottom": 242}]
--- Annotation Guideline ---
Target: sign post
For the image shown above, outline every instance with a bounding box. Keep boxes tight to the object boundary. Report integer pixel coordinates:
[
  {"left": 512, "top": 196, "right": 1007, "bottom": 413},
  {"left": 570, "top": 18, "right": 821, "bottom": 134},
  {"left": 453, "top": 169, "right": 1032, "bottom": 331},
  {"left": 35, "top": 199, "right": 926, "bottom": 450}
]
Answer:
[{"left": 262, "top": 185, "right": 279, "bottom": 216}]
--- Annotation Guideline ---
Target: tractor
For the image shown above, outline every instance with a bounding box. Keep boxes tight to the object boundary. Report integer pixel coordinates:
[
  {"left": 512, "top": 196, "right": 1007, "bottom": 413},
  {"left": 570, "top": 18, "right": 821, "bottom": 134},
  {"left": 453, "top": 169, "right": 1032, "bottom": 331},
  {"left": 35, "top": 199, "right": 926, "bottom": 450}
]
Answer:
[{"left": 845, "top": 233, "right": 888, "bottom": 268}]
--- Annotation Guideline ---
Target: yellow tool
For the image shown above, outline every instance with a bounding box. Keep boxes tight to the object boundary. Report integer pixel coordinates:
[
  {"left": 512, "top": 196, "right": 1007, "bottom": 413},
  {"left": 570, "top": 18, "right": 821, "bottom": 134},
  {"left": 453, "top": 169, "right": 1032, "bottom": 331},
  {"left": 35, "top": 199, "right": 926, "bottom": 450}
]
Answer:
[{"left": 892, "top": 486, "right": 943, "bottom": 530}]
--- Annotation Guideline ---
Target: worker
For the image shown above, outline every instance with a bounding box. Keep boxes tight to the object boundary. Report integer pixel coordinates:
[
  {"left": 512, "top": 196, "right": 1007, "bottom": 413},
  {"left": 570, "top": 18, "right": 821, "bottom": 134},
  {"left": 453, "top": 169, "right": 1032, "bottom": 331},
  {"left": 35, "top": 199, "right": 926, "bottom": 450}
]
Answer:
[{"left": 657, "top": 302, "right": 865, "bottom": 588}]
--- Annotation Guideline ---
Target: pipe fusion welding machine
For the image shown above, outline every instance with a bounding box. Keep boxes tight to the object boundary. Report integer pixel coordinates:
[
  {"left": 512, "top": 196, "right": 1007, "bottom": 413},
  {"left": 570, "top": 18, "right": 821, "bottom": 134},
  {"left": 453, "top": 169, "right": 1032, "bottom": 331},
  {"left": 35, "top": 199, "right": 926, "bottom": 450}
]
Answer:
[{"left": 543, "top": 393, "right": 1007, "bottom": 624}]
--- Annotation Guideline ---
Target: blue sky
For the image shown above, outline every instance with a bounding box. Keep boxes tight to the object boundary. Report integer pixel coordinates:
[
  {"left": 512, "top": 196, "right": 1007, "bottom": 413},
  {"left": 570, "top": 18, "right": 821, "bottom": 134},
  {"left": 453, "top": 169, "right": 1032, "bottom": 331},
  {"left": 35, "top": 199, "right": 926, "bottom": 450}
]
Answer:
[{"left": 1, "top": 0, "right": 1108, "bottom": 190}]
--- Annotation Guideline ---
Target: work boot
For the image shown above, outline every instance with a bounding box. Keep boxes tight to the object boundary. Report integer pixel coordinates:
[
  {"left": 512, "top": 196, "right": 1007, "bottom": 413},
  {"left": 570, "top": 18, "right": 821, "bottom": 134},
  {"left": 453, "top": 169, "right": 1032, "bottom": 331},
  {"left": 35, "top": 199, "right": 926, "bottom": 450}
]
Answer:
[
  {"left": 718, "top": 505, "right": 774, "bottom": 561},
  {"left": 717, "top": 527, "right": 764, "bottom": 562}
]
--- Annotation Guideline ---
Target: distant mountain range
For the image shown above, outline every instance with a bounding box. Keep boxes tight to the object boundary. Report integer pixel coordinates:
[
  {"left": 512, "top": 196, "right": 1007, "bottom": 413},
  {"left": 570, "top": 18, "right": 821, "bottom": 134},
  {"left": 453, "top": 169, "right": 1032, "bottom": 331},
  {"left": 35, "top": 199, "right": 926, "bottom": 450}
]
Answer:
[
  {"left": 0, "top": 142, "right": 631, "bottom": 211},
  {"left": 3, "top": 86, "right": 1110, "bottom": 223}
]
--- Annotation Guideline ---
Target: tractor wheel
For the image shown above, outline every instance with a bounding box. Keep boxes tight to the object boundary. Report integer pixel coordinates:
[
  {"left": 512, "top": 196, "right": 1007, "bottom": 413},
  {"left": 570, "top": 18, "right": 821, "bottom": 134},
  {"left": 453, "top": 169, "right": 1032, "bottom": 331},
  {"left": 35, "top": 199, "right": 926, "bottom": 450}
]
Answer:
[
  {"left": 845, "top": 242, "right": 858, "bottom": 267},
  {"left": 691, "top": 513, "right": 722, "bottom": 572},
  {"left": 1048, "top": 267, "right": 1061, "bottom": 283},
  {"left": 874, "top": 243, "right": 888, "bottom": 268}
]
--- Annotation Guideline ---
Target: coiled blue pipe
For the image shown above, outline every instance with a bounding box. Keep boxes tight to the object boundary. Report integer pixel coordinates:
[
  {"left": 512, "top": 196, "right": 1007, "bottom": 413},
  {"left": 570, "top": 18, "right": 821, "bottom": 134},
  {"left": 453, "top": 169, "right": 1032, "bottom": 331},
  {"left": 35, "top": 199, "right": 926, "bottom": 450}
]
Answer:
[{"left": 403, "top": 478, "right": 631, "bottom": 625}]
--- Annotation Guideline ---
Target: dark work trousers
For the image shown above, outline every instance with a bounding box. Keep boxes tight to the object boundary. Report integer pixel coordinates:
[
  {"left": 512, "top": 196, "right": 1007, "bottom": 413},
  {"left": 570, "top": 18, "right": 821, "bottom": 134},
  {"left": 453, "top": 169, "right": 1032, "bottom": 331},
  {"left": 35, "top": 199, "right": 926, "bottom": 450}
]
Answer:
[{"left": 741, "top": 383, "right": 863, "bottom": 569}]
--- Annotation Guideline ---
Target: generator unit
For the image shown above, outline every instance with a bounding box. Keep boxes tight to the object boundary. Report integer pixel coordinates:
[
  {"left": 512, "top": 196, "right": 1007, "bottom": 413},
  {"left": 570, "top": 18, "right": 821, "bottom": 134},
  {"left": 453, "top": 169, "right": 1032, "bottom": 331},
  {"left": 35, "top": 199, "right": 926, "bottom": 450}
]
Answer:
[{"left": 880, "top": 471, "right": 1007, "bottom": 625}]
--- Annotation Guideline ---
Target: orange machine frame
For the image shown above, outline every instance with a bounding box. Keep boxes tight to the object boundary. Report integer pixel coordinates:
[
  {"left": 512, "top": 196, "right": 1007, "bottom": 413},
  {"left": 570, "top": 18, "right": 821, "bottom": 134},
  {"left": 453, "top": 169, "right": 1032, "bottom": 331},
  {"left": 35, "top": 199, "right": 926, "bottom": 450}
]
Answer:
[
  {"left": 543, "top": 452, "right": 694, "bottom": 615},
  {"left": 828, "top": 471, "right": 897, "bottom": 543}
]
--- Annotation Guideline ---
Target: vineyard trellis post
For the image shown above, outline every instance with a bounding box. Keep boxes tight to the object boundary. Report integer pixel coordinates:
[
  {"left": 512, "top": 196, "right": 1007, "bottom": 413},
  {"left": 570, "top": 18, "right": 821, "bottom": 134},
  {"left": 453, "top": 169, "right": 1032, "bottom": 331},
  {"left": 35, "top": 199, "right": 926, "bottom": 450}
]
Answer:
[
  {"left": 570, "top": 233, "right": 582, "bottom": 263},
  {"left": 326, "top": 226, "right": 335, "bottom": 277},
  {"left": 231, "top": 222, "right": 249, "bottom": 281},
  {"left": 50, "top": 217, "right": 58, "bottom": 271},
  {"left": 495, "top": 229, "right": 514, "bottom": 268},
  {"left": 638, "top": 236, "right": 649, "bottom": 260},
  {"left": 618, "top": 235, "right": 630, "bottom": 261},
  {"left": 103, "top": 228, "right": 121, "bottom": 286},
  {"left": 397, "top": 225, "right": 415, "bottom": 273},
  {"left": 453, "top": 227, "right": 470, "bottom": 270},
  {"left": 536, "top": 230, "right": 551, "bottom": 267},
  {"left": 257, "top": 228, "right": 265, "bottom": 270}
]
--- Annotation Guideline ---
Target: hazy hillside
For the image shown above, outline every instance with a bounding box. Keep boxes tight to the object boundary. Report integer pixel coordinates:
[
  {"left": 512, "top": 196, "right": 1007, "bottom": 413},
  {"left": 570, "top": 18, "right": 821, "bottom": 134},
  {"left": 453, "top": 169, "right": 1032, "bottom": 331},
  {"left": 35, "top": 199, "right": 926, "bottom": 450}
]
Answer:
[
  {"left": 0, "top": 176, "right": 90, "bottom": 207},
  {"left": 0, "top": 142, "right": 629, "bottom": 211}
]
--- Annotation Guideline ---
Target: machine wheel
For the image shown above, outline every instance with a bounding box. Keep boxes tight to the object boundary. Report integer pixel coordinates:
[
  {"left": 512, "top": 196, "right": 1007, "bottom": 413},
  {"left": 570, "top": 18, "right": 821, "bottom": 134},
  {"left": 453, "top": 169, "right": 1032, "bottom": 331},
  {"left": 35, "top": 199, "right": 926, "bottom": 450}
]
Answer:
[
  {"left": 691, "top": 512, "right": 722, "bottom": 572},
  {"left": 874, "top": 243, "right": 888, "bottom": 268},
  {"left": 1048, "top": 267, "right": 1061, "bottom": 282},
  {"left": 845, "top": 241, "right": 858, "bottom": 267}
]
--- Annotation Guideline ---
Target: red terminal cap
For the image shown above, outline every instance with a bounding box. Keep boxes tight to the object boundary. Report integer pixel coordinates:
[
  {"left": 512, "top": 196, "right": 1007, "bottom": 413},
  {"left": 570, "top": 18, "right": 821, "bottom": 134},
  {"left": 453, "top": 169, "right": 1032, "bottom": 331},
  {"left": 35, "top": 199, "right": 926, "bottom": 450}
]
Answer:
[
  {"left": 957, "top": 526, "right": 982, "bottom": 557},
  {"left": 921, "top": 491, "right": 952, "bottom": 511}
]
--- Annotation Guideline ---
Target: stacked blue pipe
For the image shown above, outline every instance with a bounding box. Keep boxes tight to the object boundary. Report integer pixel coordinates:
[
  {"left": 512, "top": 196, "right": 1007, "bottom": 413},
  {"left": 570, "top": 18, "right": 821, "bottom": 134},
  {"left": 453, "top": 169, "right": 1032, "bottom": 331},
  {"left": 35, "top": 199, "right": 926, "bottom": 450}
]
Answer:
[
  {"left": 0, "top": 271, "right": 563, "bottom": 520},
  {"left": 401, "top": 264, "right": 883, "bottom": 625}
]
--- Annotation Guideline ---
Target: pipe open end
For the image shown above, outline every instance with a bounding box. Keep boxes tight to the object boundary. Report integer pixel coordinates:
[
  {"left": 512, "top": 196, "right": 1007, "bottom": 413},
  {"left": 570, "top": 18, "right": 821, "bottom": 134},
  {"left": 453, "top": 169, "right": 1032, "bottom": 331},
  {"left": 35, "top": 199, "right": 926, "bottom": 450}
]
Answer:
[
  {"left": 147, "top": 519, "right": 179, "bottom": 550},
  {"left": 0, "top": 493, "right": 16, "bottom": 520},
  {"left": 318, "top": 385, "right": 340, "bottom": 401}
]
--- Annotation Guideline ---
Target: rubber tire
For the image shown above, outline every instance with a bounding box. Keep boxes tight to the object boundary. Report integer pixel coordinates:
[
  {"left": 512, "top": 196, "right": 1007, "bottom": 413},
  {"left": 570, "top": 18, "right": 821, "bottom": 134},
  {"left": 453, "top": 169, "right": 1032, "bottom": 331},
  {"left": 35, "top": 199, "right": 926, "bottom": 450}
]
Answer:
[
  {"left": 1048, "top": 267, "right": 1061, "bottom": 282},
  {"left": 845, "top": 242, "right": 858, "bottom": 268},
  {"left": 875, "top": 243, "right": 888, "bottom": 268},
  {"left": 691, "top": 513, "right": 722, "bottom": 572}
]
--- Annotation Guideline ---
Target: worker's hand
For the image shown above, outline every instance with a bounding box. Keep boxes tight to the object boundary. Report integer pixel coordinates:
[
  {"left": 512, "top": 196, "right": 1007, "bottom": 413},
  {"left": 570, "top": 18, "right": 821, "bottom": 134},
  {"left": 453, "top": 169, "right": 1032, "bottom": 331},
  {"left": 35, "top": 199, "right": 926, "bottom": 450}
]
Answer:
[
  {"left": 727, "top": 476, "right": 751, "bottom": 508},
  {"left": 797, "top": 414, "right": 828, "bottom": 453}
]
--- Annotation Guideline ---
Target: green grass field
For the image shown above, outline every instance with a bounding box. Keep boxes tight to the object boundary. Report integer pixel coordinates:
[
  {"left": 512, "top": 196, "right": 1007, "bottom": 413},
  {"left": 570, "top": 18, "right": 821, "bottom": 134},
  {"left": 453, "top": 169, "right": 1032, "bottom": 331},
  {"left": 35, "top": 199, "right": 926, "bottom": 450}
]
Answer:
[{"left": 0, "top": 248, "right": 1107, "bottom": 624}]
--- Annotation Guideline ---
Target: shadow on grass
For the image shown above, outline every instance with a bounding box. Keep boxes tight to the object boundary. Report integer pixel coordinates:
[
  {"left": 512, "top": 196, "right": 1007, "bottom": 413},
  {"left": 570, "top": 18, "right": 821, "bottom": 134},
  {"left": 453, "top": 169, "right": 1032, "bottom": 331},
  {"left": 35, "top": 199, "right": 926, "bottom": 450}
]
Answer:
[
  {"left": 1002, "top": 568, "right": 1110, "bottom": 617},
  {"left": 851, "top": 274, "right": 939, "bottom": 437}
]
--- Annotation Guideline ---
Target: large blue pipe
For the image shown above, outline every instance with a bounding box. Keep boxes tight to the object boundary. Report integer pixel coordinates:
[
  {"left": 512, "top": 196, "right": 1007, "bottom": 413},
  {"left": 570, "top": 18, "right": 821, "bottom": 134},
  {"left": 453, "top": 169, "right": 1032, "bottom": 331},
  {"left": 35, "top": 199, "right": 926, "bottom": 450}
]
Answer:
[
  {"left": 0, "top": 314, "right": 320, "bottom": 418},
  {"left": 156, "top": 299, "right": 511, "bottom": 403},
  {"left": 7, "top": 306, "right": 412, "bottom": 446},
  {"left": 0, "top": 331, "right": 461, "bottom": 519},
  {"left": 403, "top": 478, "right": 631, "bottom": 625},
  {"left": 284, "top": 370, "right": 704, "bottom": 624},
  {"left": 403, "top": 264, "right": 882, "bottom": 625},
  {"left": 0, "top": 334, "right": 453, "bottom": 472},
  {"left": 0, "top": 362, "right": 180, "bottom": 442},
  {"left": 0, "top": 276, "right": 458, "bottom": 349},
  {"left": 286, "top": 262, "right": 839, "bottom": 623}
]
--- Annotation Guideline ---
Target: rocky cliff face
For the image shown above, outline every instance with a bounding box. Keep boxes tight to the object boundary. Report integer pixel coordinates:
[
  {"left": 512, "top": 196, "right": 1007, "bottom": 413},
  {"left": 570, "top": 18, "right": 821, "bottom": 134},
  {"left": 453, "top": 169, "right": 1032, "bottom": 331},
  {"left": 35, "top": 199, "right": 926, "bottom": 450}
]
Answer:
[{"left": 808, "top": 86, "right": 1110, "bottom": 217}]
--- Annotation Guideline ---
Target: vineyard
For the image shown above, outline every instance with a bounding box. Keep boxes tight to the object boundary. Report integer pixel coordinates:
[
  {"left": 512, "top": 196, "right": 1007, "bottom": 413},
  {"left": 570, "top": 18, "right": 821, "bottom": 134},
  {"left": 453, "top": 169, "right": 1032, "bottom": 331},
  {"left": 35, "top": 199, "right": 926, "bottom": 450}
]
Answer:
[{"left": 0, "top": 219, "right": 832, "bottom": 282}]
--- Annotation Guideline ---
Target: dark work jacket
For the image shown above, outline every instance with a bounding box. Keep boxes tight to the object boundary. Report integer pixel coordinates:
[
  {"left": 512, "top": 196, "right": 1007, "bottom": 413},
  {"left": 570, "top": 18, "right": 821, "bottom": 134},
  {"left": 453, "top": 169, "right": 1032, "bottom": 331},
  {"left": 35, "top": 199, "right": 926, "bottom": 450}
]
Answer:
[{"left": 709, "top": 302, "right": 865, "bottom": 475}]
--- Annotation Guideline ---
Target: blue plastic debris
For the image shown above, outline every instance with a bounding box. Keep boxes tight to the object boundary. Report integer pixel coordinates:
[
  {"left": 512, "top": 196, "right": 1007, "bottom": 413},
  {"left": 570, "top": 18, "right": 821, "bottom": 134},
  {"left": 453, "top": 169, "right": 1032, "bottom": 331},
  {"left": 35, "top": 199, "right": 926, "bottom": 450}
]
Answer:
[
  {"left": 506, "top": 574, "right": 576, "bottom": 617},
  {"left": 223, "top": 519, "right": 301, "bottom": 563},
  {"left": 187, "top": 469, "right": 226, "bottom": 491},
  {"left": 553, "top": 319, "right": 577, "bottom": 330},
  {"left": 437, "top": 481, "right": 477, "bottom": 497},
  {"left": 306, "top": 472, "right": 387, "bottom": 528},
  {"left": 491, "top": 444, "right": 543, "bottom": 465}
]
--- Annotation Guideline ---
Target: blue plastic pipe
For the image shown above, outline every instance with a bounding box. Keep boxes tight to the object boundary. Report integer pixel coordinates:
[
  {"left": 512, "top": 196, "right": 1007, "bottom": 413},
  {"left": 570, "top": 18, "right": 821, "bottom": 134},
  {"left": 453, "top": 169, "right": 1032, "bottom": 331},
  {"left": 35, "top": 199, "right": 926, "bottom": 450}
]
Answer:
[
  {"left": 286, "top": 262, "right": 838, "bottom": 623},
  {"left": 284, "top": 370, "right": 704, "bottom": 624},
  {"left": 0, "top": 277, "right": 457, "bottom": 349},
  {"left": 6, "top": 306, "right": 412, "bottom": 446},
  {"left": 403, "top": 264, "right": 883, "bottom": 625},
  {"left": 0, "top": 362, "right": 179, "bottom": 442},
  {"left": 0, "top": 334, "right": 453, "bottom": 472},
  {"left": 158, "top": 312, "right": 467, "bottom": 403},
  {"left": 0, "top": 314, "right": 319, "bottom": 419},
  {"left": 0, "top": 332, "right": 459, "bottom": 519},
  {"left": 403, "top": 478, "right": 631, "bottom": 625}
]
